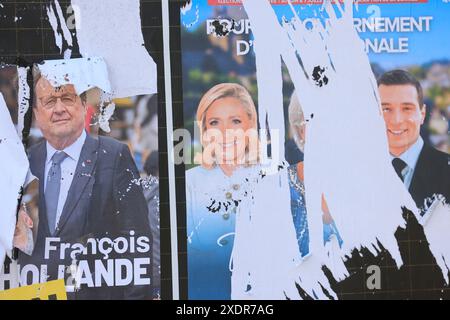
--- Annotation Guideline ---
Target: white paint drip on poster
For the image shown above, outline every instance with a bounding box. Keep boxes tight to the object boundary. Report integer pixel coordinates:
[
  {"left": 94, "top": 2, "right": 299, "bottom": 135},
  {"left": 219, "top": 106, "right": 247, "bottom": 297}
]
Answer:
[
  {"left": 17, "top": 66, "right": 30, "bottom": 140},
  {"left": 37, "top": 57, "right": 117, "bottom": 132},
  {"left": 37, "top": 57, "right": 111, "bottom": 96},
  {"left": 96, "top": 91, "right": 116, "bottom": 133},
  {"left": 0, "top": 93, "right": 29, "bottom": 268},
  {"left": 230, "top": 165, "right": 302, "bottom": 300},
  {"left": 181, "top": 0, "right": 192, "bottom": 15},
  {"left": 98, "top": 102, "right": 116, "bottom": 133},
  {"left": 242, "top": 0, "right": 421, "bottom": 299},
  {"left": 71, "top": 0, "right": 157, "bottom": 98},
  {"left": 54, "top": 0, "right": 73, "bottom": 59},
  {"left": 420, "top": 194, "right": 450, "bottom": 284},
  {"left": 44, "top": 0, "right": 157, "bottom": 131},
  {"left": 54, "top": 0, "right": 72, "bottom": 47},
  {"left": 47, "top": 4, "right": 63, "bottom": 53},
  {"left": 46, "top": 0, "right": 73, "bottom": 58}
]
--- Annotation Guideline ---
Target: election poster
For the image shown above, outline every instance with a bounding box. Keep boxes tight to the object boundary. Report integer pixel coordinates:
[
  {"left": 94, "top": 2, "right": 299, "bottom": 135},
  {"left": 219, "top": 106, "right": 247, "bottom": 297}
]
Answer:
[
  {"left": 0, "top": 0, "right": 161, "bottom": 300},
  {"left": 180, "top": 0, "right": 450, "bottom": 300}
]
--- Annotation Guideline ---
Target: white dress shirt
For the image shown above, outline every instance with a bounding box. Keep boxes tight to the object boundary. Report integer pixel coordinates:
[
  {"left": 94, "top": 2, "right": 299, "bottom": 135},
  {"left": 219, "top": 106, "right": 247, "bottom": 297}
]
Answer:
[
  {"left": 45, "top": 130, "right": 87, "bottom": 230},
  {"left": 390, "top": 136, "right": 424, "bottom": 189}
]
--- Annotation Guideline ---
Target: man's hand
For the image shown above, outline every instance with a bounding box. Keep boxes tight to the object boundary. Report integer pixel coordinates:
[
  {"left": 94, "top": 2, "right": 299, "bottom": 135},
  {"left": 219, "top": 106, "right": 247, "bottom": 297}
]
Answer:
[{"left": 13, "top": 206, "right": 34, "bottom": 254}]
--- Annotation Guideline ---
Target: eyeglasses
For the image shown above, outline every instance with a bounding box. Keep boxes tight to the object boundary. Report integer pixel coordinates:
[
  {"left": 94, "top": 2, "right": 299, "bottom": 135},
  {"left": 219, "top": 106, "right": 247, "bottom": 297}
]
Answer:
[{"left": 38, "top": 93, "right": 79, "bottom": 110}]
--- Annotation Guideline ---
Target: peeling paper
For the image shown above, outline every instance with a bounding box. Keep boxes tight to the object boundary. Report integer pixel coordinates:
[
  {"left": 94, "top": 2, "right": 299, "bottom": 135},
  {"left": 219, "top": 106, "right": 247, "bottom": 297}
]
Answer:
[
  {"left": 47, "top": 0, "right": 73, "bottom": 59},
  {"left": 231, "top": 165, "right": 302, "bottom": 299},
  {"left": 242, "top": 0, "right": 420, "bottom": 299},
  {"left": 71, "top": 0, "right": 157, "bottom": 98},
  {"left": 37, "top": 57, "right": 116, "bottom": 132},
  {"left": 421, "top": 195, "right": 450, "bottom": 284},
  {"left": 95, "top": 91, "right": 116, "bottom": 133},
  {"left": 37, "top": 57, "right": 111, "bottom": 97},
  {"left": 54, "top": 0, "right": 73, "bottom": 59},
  {"left": 17, "top": 66, "right": 30, "bottom": 140},
  {"left": 98, "top": 102, "right": 116, "bottom": 133},
  {"left": 0, "top": 93, "right": 29, "bottom": 267},
  {"left": 47, "top": 4, "right": 63, "bottom": 53}
]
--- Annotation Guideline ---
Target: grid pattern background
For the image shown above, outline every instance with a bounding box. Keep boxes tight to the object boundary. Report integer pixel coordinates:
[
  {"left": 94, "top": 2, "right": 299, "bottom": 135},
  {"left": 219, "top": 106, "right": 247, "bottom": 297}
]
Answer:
[
  {"left": 1, "top": 0, "right": 449, "bottom": 300},
  {"left": 0, "top": 0, "right": 173, "bottom": 300}
]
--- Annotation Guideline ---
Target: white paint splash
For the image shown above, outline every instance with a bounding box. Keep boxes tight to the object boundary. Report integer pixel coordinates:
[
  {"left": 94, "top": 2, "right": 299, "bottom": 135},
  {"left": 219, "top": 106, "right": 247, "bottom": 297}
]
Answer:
[
  {"left": 181, "top": 0, "right": 193, "bottom": 15},
  {"left": 98, "top": 102, "right": 116, "bottom": 133},
  {"left": 54, "top": 0, "right": 73, "bottom": 59},
  {"left": 181, "top": 0, "right": 200, "bottom": 29},
  {"left": 231, "top": 165, "right": 302, "bottom": 299},
  {"left": 37, "top": 56, "right": 111, "bottom": 97},
  {"left": 47, "top": 4, "right": 63, "bottom": 53},
  {"left": 44, "top": 0, "right": 157, "bottom": 133},
  {"left": 420, "top": 194, "right": 450, "bottom": 284},
  {"left": 37, "top": 57, "right": 119, "bottom": 133},
  {"left": 37, "top": 57, "right": 116, "bottom": 132},
  {"left": 17, "top": 66, "right": 30, "bottom": 140},
  {"left": 95, "top": 91, "right": 116, "bottom": 133},
  {"left": 0, "top": 93, "right": 29, "bottom": 267},
  {"left": 46, "top": 0, "right": 73, "bottom": 59},
  {"left": 71, "top": 0, "right": 157, "bottom": 98},
  {"left": 241, "top": 0, "right": 420, "bottom": 299}
]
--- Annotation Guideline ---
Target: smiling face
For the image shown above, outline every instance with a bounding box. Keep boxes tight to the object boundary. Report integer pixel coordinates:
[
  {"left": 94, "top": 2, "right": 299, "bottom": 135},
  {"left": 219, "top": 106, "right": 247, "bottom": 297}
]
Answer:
[
  {"left": 34, "top": 77, "right": 87, "bottom": 150},
  {"left": 204, "top": 97, "right": 254, "bottom": 165},
  {"left": 380, "top": 84, "right": 426, "bottom": 157}
]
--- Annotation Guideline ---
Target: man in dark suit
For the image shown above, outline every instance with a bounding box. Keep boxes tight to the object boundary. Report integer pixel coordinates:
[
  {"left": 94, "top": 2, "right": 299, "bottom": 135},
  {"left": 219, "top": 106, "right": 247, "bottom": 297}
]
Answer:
[
  {"left": 378, "top": 69, "right": 450, "bottom": 299},
  {"left": 19, "top": 72, "right": 153, "bottom": 300},
  {"left": 379, "top": 70, "right": 450, "bottom": 209}
]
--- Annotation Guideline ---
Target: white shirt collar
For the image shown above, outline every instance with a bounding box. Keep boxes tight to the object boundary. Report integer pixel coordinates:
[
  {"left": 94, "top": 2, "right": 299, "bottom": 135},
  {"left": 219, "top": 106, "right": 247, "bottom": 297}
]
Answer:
[
  {"left": 390, "top": 136, "right": 424, "bottom": 171},
  {"left": 46, "top": 130, "right": 87, "bottom": 165}
]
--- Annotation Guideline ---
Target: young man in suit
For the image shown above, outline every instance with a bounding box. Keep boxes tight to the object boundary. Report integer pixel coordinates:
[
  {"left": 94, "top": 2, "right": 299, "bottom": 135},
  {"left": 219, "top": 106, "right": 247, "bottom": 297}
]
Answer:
[
  {"left": 378, "top": 69, "right": 450, "bottom": 299},
  {"left": 19, "top": 72, "right": 153, "bottom": 300},
  {"left": 379, "top": 69, "right": 449, "bottom": 209}
]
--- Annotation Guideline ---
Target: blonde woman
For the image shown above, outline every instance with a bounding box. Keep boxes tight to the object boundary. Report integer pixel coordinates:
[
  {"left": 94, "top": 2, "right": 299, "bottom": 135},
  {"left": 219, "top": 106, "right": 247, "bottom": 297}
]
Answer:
[{"left": 185, "top": 83, "right": 260, "bottom": 299}]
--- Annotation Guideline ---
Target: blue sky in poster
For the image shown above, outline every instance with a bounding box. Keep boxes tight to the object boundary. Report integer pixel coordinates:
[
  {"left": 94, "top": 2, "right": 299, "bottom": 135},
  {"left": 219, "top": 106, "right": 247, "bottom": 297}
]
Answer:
[{"left": 181, "top": 0, "right": 450, "bottom": 69}]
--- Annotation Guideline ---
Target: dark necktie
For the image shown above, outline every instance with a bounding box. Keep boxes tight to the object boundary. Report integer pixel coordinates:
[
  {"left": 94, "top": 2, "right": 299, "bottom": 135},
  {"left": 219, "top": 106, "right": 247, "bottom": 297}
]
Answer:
[
  {"left": 392, "top": 158, "right": 407, "bottom": 182},
  {"left": 45, "top": 151, "right": 68, "bottom": 234}
]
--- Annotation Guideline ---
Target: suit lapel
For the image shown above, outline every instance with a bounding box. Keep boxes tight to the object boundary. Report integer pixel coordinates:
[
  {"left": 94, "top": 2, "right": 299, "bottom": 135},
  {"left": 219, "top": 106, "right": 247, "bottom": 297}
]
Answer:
[
  {"left": 55, "top": 135, "right": 98, "bottom": 235},
  {"left": 409, "top": 144, "right": 431, "bottom": 208},
  {"left": 32, "top": 142, "right": 52, "bottom": 237}
]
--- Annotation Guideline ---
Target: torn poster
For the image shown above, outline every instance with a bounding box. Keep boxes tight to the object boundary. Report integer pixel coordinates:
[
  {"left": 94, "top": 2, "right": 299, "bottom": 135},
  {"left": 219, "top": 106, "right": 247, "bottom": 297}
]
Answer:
[
  {"left": 420, "top": 195, "right": 450, "bottom": 285},
  {"left": 181, "top": 0, "right": 450, "bottom": 300},
  {"left": 1, "top": 1, "right": 161, "bottom": 300},
  {"left": 46, "top": 0, "right": 73, "bottom": 59},
  {"left": 36, "top": 57, "right": 111, "bottom": 98},
  {"left": 71, "top": 0, "right": 157, "bottom": 98},
  {"left": 35, "top": 57, "right": 115, "bottom": 132},
  {"left": 17, "top": 67, "right": 30, "bottom": 141},
  {"left": 0, "top": 93, "right": 29, "bottom": 269}
]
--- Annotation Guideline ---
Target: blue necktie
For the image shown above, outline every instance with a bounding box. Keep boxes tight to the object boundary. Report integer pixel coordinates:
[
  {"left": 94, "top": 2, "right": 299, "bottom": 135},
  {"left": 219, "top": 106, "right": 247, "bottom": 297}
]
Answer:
[
  {"left": 45, "top": 151, "right": 68, "bottom": 233},
  {"left": 392, "top": 158, "right": 407, "bottom": 182}
]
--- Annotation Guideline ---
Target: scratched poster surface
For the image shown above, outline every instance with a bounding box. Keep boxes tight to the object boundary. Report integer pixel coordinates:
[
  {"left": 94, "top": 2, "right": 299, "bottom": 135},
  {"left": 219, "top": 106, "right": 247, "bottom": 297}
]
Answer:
[
  {"left": 0, "top": 1, "right": 160, "bottom": 300},
  {"left": 181, "top": 0, "right": 450, "bottom": 300}
]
